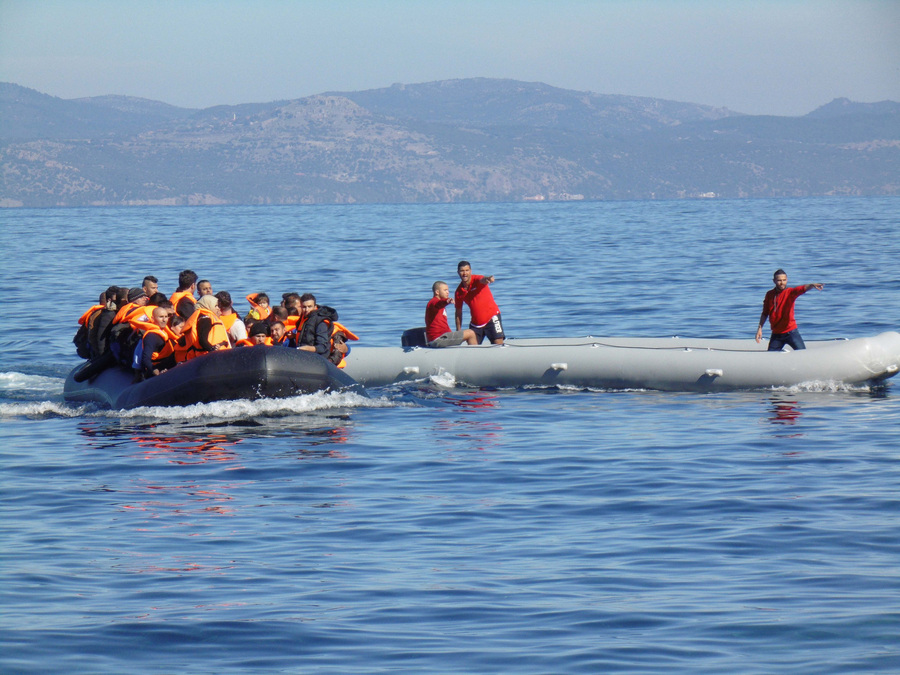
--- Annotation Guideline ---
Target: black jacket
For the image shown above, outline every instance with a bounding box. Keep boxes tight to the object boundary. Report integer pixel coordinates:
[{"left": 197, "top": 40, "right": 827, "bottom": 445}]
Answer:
[{"left": 297, "top": 306, "right": 338, "bottom": 356}]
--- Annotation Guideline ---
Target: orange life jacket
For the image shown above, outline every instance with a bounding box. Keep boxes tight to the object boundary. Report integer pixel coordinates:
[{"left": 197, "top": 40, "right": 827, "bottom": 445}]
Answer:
[
  {"left": 113, "top": 301, "right": 151, "bottom": 325},
  {"left": 235, "top": 337, "right": 273, "bottom": 347},
  {"left": 126, "top": 305, "right": 158, "bottom": 332},
  {"left": 220, "top": 312, "right": 238, "bottom": 330},
  {"left": 170, "top": 289, "right": 195, "bottom": 306},
  {"left": 141, "top": 324, "right": 176, "bottom": 369},
  {"left": 78, "top": 304, "right": 104, "bottom": 326},
  {"left": 246, "top": 294, "right": 272, "bottom": 321},
  {"left": 171, "top": 332, "right": 191, "bottom": 364},
  {"left": 74, "top": 304, "right": 106, "bottom": 359},
  {"left": 331, "top": 321, "right": 359, "bottom": 343},
  {"left": 170, "top": 289, "right": 197, "bottom": 318},
  {"left": 329, "top": 320, "right": 359, "bottom": 369},
  {"left": 182, "top": 307, "right": 230, "bottom": 361}
]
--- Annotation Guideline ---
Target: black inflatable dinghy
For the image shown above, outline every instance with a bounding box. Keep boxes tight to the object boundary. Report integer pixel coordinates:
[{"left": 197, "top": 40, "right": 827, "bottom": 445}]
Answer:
[{"left": 64, "top": 346, "right": 365, "bottom": 409}]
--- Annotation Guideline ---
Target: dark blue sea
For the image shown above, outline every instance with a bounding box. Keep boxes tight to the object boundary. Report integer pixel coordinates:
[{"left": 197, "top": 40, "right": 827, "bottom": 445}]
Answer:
[{"left": 1, "top": 197, "right": 899, "bottom": 674}]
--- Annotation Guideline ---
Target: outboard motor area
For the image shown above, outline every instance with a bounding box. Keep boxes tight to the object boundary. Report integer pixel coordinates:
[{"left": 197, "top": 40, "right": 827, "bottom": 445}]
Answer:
[{"left": 401, "top": 327, "right": 428, "bottom": 347}]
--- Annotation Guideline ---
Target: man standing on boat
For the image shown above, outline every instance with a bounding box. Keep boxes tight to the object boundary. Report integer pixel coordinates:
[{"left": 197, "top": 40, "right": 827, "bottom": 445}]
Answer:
[
  {"left": 455, "top": 260, "right": 505, "bottom": 345},
  {"left": 756, "top": 269, "right": 824, "bottom": 351}
]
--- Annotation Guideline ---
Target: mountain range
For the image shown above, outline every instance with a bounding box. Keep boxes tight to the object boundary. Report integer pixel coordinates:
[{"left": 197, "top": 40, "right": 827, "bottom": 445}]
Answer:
[{"left": 1, "top": 79, "right": 898, "bottom": 207}]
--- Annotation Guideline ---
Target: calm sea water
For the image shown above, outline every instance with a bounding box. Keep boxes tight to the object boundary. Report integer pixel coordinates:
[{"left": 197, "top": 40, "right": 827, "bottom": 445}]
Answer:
[{"left": 1, "top": 198, "right": 899, "bottom": 674}]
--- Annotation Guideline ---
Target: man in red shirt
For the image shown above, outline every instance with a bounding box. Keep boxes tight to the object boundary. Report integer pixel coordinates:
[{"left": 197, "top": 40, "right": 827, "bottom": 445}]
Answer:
[
  {"left": 425, "top": 281, "right": 478, "bottom": 347},
  {"left": 454, "top": 260, "right": 505, "bottom": 345},
  {"left": 755, "top": 268, "right": 824, "bottom": 351}
]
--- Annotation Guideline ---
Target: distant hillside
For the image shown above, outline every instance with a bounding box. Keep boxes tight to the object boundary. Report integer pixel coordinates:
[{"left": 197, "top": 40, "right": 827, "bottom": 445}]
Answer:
[
  {"left": 0, "top": 83, "right": 197, "bottom": 141},
  {"left": 1, "top": 79, "right": 898, "bottom": 207},
  {"left": 805, "top": 97, "right": 900, "bottom": 119},
  {"left": 333, "top": 78, "right": 737, "bottom": 133},
  {"left": 71, "top": 94, "right": 197, "bottom": 122}
]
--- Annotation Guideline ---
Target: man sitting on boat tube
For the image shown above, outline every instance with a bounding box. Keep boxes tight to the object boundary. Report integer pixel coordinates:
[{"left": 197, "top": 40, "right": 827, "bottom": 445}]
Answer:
[
  {"left": 455, "top": 261, "right": 505, "bottom": 345},
  {"left": 756, "top": 268, "right": 824, "bottom": 351},
  {"left": 426, "top": 281, "right": 478, "bottom": 347}
]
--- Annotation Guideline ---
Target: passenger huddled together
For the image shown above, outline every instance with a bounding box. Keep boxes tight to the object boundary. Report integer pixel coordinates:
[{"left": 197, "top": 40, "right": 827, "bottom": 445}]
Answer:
[{"left": 74, "top": 270, "right": 358, "bottom": 381}]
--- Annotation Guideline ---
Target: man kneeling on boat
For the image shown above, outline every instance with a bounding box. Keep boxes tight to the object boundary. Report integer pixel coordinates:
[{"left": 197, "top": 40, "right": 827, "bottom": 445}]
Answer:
[{"left": 425, "top": 281, "right": 478, "bottom": 347}]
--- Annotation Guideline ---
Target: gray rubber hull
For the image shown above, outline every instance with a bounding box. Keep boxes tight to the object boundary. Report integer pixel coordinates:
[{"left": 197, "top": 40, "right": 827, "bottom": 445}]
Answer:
[
  {"left": 64, "top": 346, "right": 365, "bottom": 409},
  {"left": 343, "top": 332, "right": 900, "bottom": 391}
]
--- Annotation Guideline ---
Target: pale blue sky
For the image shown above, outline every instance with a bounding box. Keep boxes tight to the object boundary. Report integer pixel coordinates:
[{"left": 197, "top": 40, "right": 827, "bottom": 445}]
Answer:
[{"left": 1, "top": 0, "right": 898, "bottom": 115}]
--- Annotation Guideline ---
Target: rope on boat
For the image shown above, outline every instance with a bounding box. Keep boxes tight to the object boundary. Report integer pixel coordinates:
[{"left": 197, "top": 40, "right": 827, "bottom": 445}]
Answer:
[{"left": 500, "top": 340, "right": 781, "bottom": 354}]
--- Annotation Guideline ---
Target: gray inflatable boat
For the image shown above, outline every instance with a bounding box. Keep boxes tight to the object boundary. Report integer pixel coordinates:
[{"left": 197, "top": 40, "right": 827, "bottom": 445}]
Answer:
[{"left": 343, "top": 331, "right": 900, "bottom": 391}]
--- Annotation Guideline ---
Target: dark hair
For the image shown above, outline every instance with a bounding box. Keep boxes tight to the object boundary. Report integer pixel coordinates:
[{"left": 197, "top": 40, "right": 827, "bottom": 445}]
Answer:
[
  {"left": 178, "top": 269, "right": 198, "bottom": 291},
  {"left": 215, "top": 290, "right": 233, "bottom": 308},
  {"left": 773, "top": 268, "right": 787, "bottom": 279},
  {"left": 156, "top": 300, "right": 174, "bottom": 311},
  {"left": 300, "top": 293, "right": 316, "bottom": 304},
  {"left": 432, "top": 280, "right": 447, "bottom": 293},
  {"left": 103, "top": 285, "right": 119, "bottom": 308},
  {"left": 270, "top": 306, "right": 289, "bottom": 320},
  {"left": 457, "top": 260, "right": 470, "bottom": 271},
  {"left": 253, "top": 292, "right": 269, "bottom": 304},
  {"left": 142, "top": 275, "right": 158, "bottom": 285},
  {"left": 149, "top": 292, "right": 168, "bottom": 306},
  {"left": 198, "top": 279, "right": 211, "bottom": 287},
  {"left": 169, "top": 315, "right": 185, "bottom": 328}
]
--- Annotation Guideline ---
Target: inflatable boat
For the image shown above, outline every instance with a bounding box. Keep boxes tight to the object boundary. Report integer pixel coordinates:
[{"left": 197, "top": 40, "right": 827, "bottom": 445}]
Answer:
[
  {"left": 342, "top": 330, "right": 900, "bottom": 392},
  {"left": 64, "top": 345, "right": 365, "bottom": 409}
]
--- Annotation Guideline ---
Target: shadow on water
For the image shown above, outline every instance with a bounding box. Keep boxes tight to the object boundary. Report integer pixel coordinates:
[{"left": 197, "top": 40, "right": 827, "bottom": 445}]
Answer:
[
  {"left": 75, "top": 408, "right": 361, "bottom": 465},
  {"left": 66, "top": 418, "right": 361, "bottom": 542}
]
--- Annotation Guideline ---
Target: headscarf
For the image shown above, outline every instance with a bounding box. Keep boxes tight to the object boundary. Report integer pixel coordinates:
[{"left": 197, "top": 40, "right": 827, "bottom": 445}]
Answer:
[{"left": 196, "top": 295, "right": 219, "bottom": 312}]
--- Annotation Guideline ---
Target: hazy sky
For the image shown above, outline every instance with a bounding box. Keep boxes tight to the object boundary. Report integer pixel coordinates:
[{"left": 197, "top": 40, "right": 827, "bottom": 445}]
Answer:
[{"left": 1, "top": 0, "right": 898, "bottom": 116}]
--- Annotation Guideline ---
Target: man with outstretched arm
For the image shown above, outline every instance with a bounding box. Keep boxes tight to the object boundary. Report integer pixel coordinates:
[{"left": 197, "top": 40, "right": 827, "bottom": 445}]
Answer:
[
  {"left": 454, "top": 260, "right": 505, "bottom": 345},
  {"left": 756, "top": 268, "right": 824, "bottom": 351},
  {"left": 426, "top": 281, "right": 478, "bottom": 347}
]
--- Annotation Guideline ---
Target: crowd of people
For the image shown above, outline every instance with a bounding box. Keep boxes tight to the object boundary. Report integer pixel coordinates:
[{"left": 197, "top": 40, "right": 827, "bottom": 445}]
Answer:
[
  {"left": 75, "top": 262, "right": 823, "bottom": 383},
  {"left": 74, "top": 259, "right": 509, "bottom": 384},
  {"left": 74, "top": 270, "right": 357, "bottom": 381}
]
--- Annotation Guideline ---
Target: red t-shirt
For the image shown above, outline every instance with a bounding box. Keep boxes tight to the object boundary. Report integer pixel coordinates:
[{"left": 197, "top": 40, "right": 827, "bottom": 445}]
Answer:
[
  {"left": 425, "top": 297, "right": 453, "bottom": 341},
  {"left": 455, "top": 275, "right": 500, "bottom": 327},
  {"left": 763, "top": 285, "right": 808, "bottom": 334}
]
